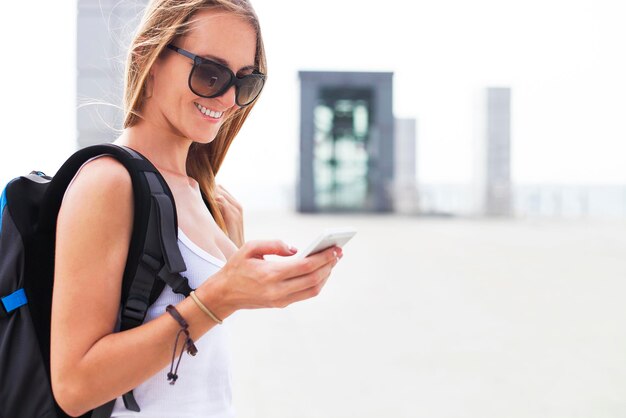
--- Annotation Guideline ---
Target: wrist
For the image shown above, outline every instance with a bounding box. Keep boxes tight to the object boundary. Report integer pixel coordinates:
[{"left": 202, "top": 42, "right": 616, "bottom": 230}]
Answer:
[{"left": 195, "top": 273, "right": 237, "bottom": 320}]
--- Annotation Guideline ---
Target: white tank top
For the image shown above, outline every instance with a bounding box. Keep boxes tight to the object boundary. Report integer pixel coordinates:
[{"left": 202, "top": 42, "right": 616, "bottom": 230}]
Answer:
[{"left": 111, "top": 228, "right": 235, "bottom": 418}]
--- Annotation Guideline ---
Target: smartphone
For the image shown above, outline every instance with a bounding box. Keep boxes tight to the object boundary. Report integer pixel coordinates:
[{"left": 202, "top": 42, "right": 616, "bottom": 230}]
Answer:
[{"left": 293, "top": 227, "right": 357, "bottom": 259}]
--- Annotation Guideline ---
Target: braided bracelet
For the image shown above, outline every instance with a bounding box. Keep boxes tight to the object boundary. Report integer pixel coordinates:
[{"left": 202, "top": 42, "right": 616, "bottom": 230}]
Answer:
[{"left": 165, "top": 305, "right": 198, "bottom": 385}]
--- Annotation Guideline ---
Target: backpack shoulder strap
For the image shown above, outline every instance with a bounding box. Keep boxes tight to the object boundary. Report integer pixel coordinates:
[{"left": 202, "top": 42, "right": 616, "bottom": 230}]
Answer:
[
  {"left": 40, "top": 143, "right": 189, "bottom": 300},
  {"left": 39, "top": 143, "right": 192, "bottom": 416}
]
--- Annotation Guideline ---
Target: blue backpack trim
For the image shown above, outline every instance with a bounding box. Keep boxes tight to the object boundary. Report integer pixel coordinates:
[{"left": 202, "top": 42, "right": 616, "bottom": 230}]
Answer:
[
  {"left": 1, "top": 288, "right": 28, "bottom": 314},
  {"left": 0, "top": 185, "right": 7, "bottom": 235}
]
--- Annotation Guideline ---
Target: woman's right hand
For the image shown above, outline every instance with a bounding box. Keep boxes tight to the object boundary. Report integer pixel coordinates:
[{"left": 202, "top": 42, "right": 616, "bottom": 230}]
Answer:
[{"left": 205, "top": 240, "right": 343, "bottom": 315}]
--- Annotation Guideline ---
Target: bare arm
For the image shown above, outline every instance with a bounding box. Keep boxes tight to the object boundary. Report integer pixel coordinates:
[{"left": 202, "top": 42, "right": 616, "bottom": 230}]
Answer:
[{"left": 51, "top": 157, "right": 342, "bottom": 417}]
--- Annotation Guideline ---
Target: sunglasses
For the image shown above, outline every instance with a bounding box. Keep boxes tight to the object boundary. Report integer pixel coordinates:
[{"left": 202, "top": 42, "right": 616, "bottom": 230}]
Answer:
[{"left": 166, "top": 44, "right": 266, "bottom": 107}]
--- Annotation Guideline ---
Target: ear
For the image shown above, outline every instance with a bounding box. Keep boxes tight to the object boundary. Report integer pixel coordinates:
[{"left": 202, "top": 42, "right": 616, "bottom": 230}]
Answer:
[
  {"left": 144, "top": 70, "right": 155, "bottom": 99},
  {"left": 147, "top": 63, "right": 158, "bottom": 85}
]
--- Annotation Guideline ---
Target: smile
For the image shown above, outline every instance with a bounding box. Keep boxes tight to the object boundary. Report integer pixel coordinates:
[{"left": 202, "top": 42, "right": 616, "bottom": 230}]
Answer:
[{"left": 194, "top": 102, "right": 224, "bottom": 119}]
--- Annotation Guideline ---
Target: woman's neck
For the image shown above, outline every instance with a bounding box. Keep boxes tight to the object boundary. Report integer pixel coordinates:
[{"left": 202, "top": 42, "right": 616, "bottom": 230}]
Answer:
[{"left": 114, "top": 120, "right": 191, "bottom": 177}]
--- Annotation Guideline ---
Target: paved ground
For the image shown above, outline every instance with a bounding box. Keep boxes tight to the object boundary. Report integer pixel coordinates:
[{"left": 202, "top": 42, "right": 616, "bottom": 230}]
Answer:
[{"left": 226, "top": 211, "right": 626, "bottom": 418}]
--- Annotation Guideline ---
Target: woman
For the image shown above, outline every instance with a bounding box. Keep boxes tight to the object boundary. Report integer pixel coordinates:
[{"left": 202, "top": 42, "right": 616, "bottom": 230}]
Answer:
[{"left": 50, "top": 0, "right": 343, "bottom": 416}]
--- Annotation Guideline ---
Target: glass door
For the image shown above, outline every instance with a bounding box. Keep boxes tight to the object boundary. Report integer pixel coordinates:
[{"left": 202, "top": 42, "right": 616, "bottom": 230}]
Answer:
[{"left": 313, "top": 88, "right": 373, "bottom": 211}]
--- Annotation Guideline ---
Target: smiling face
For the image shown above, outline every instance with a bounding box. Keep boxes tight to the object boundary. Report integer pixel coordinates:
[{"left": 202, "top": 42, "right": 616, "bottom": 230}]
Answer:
[{"left": 147, "top": 9, "right": 258, "bottom": 143}]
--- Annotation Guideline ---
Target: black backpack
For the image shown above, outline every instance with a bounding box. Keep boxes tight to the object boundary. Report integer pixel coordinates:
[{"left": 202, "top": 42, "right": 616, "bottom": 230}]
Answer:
[{"left": 0, "top": 143, "right": 195, "bottom": 418}]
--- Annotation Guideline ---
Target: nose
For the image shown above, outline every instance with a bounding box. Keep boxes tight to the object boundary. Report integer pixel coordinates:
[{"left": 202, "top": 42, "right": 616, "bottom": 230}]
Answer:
[{"left": 216, "top": 85, "right": 237, "bottom": 109}]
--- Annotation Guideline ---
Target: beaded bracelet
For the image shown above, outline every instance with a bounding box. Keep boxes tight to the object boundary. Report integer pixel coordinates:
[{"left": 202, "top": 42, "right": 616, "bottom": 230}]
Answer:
[{"left": 165, "top": 305, "right": 198, "bottom": 385}]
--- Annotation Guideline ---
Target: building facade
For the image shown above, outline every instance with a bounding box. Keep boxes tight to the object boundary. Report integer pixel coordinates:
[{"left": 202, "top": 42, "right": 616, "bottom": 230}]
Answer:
[
  {"left": 298, "top": 71, "right": 395, "bottom": 213},
  {"left": 77, "top": 0, "right": 145, "bottom": 147},
  {"left": 485, "top": 87, "right": 512, "bottom": 216}
]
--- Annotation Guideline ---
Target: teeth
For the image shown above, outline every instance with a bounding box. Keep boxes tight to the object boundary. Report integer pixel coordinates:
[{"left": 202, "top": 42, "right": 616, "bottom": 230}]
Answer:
[{"left": 195, "top": 102, "right": 223, "bottom": 118}]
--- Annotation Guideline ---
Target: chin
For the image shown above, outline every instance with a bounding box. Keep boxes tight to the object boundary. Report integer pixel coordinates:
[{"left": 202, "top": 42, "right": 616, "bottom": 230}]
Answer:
[
  {"left": 185, "top": 113, "right": 227, "bottom": 144},
  {"left": 189, "top": 131, "right": 219, "bottom": 145}
]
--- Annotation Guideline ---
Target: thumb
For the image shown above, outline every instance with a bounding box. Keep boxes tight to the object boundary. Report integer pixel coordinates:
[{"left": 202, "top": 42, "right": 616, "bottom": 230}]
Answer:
[{"left": 242, "top": 239, "right": 298, "bottom": 258}]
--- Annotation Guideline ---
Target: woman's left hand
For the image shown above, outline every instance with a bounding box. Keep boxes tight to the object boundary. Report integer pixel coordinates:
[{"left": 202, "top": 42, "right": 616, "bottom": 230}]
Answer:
[{"left": 215, "top": 184, "right": 245, "bottom": 248}]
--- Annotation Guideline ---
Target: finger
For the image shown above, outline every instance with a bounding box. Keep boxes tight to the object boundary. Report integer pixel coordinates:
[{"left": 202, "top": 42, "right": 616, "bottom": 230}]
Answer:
[
  {"left": 277, "top": 273, "right": 331, "bottom": 308},
  {"left": 216, "top": 185, "right": 235, "bottom": 202},
  {"left": 277, "top": 259, "right": 336, "bottom": 295},
  {"left": 242, "top": 239, "right": 298, "bottom": 258},
  {"left": 219, "top": 190, "right": 241, "bottom": 210},
  {"left": 215, "top": 196, "right": 228, "bottom": 207},
  {"left": 217, "top": 184, "right": 235, "bottom": 199},
  {"left": 215, "top": 193, "right": 240, "bottom": 213},
  {"left": 273, "top": 245, "right": 339, "bottom": 276},
  {"left": 215, "top": 195, "right": 236, "bottom": 212}
]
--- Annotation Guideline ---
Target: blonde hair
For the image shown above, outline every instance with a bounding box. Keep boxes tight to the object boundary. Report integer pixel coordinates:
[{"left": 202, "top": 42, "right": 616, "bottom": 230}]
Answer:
[{"left": 123, "top": 0, "right": 266, "bottom": 234}]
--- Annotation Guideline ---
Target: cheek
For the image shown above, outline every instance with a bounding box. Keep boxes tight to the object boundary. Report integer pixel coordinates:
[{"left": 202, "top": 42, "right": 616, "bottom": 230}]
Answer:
[
  {"left": 154, "top": 74, "right": 194, "bottom": 119},
  {"left": 154, "top": 61, "right": 191, "bottom": 101}
]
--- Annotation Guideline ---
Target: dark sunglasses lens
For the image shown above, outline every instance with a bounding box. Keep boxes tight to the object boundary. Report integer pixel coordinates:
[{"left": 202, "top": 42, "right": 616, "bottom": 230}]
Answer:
[
  {"left": 190, "top": 63, "right": 230, "bottom": 97},
  {"left": 236, "top": 74, "right": 265, "bottom": 106}
]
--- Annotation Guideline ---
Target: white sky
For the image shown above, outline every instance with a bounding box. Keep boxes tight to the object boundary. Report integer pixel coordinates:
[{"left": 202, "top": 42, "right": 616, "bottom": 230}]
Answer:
[{"left": 1, "top": 0, "right": 626, "bottom": 190}]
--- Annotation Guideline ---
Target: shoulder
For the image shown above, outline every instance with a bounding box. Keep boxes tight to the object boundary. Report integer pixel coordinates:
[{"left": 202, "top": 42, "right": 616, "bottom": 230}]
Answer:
[
  {"left": 59, "top": 155, "right": 134, "bottom": 235},
  {"left": 63, "top": 155, "right": 132, "bottom": 204},
  {"left": 71, "top": 155, "right": 131, "bottom": 190}
]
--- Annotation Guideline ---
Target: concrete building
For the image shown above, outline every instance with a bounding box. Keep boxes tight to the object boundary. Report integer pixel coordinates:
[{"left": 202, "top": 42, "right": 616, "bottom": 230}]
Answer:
[
  {"left": 298, "top": 71, "right": 395, "bottom": 213},
  {"left": 484, "top": 87, "right": 512, "bottom": 216},
  {"left": 77, "top": 0, "right": 145, "bottom": 147},
  {"left": 393, "top": 118, "right": 419, "bottom": 214}
]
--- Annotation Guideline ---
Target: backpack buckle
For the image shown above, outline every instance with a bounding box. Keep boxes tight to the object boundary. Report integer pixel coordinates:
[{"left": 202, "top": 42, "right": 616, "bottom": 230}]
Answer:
[
  {"left": 122, "top": 297, "right": 149, "bottom": 323},
  {"left": 0, "top": 288, "right": 28, "bottom": 318},
  {"left": 157, "top": 267, "right": 192, "bottom": 297}
]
